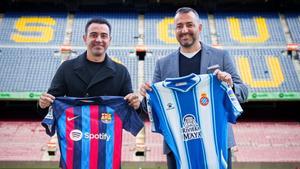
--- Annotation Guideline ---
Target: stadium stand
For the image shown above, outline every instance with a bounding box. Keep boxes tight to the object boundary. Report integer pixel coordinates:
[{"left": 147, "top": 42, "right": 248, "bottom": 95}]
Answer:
[
  {"left": 0, "top": 47, "right": 61, "bottom": 93},
  {"left": 144, "top": 11, "right": 211, "bottom": 46},
  {"left": 285, "top": 13, "right": 300, "bottom": 44},
  {"left": 0, "top": 5, "right": 300, "bottom": 168},
  {"left": 228, "top": 48, "right": 300, "bottom": 92},
  {"left": 144, "top": 48, "right": 176, "bottom": 83},
  {"left": 71, "top": 12, "right": 139, "bottom": 47},
  {"left": 214, "top": 12, "right": 286, "bottom": 46},
  {"left": 0, "top": 12, "right": 67, "bottom": 46}
]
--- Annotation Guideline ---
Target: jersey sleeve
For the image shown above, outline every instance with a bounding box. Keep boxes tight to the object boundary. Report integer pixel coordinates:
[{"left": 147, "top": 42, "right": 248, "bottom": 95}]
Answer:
[
  {"left": 146, "top": 91, "right": 162, "bottom": 134},
  {"left": 223, "top": 83, "right": 243, "bottom": 124},
  {"left": 41, "top": 106, "right": 56, "bottom": 136},
  {"left": 119, "top": 103, "right": 144, "bottom": 136}
]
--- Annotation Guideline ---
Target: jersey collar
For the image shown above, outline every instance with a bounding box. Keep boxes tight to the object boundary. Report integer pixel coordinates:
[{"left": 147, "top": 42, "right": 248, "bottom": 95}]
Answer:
[{"left": 163, "top": 73, "right": 200, "bottom": 92}]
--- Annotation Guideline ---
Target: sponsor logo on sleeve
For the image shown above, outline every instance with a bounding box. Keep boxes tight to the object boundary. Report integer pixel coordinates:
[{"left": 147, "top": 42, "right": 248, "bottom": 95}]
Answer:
[
  {"left": 227, "top": 88, "right": 243, "bottom": 112},
  {"left": 45, "top": 106, "right": 54, "bottom": 119},
  {"left": 227, "top": 88, "right": 237, "bottom": 102}
]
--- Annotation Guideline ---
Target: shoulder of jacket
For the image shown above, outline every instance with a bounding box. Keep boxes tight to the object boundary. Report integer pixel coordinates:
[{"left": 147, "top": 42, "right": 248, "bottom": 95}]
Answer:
[
  {"left": 60, "top": 57, "right": 77, "bottom": 67},
  {"left": 158, "top": 50, "right": 177, "bottom": 62}
]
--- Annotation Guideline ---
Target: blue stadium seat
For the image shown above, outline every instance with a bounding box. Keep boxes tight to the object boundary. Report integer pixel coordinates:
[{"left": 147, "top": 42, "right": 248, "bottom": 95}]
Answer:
[
  {"left": 0, "top": 48, "right": 61, "bottom": 92},
  {"left": 144, "top": 48, "right": 176, "bottom": 83},
  {"left": 215, "top": 12, "right": 286, "bottom": 46},
  {"left": 285, "top": 13, "right": 300, "bottom": 43},
  {"left": 71, "top": 12, "right": 138, "bottom": 47},
  {"left": 0, "top": 12, "right": 67, "bottom": 46},
  {"left": 228, "top": 48, "right": 300, "bottom": 93},
  {"left": 144, "top": 11, "right": 211, "bottom": 47}
]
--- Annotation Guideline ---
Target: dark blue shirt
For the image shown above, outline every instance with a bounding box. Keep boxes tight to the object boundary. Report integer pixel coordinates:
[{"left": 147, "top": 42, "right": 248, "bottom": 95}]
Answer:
[{"left": 179, "top": 50, "right": 201, "bottom": 77}]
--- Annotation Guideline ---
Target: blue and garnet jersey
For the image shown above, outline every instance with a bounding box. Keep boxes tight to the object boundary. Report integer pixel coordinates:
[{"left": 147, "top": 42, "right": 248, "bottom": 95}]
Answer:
[
  {"left": 146, "top": 73, "right": 243, "bottom": 169},
  {"left": 41, "top": 96, "right": 144, "bottom": 169}
]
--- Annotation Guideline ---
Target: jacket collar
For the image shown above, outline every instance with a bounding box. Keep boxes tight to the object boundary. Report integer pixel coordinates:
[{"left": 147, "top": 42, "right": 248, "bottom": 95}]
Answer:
[
  {"left": 73, "top": 51, "right": 116, "bottom": 89},
  {"left": 175, "top": 42, "right": 212, "bottom": 75},
  {"left": 200, "top": 43, "right": 213, "bottom": 74}
]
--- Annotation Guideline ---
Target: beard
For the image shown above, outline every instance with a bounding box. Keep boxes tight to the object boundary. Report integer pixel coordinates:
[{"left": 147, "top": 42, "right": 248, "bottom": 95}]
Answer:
[{"left": 177, "top": 33, "right": 197, "bottom": 48}]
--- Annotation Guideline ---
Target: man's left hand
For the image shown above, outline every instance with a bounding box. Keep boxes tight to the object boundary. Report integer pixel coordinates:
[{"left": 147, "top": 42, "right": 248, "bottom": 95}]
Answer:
[
  {"left": 214, "top": 69, "right": 233, "bottom": 87},
  {"left": 124, "top": 93, "right": 141, "bottom": 110}
]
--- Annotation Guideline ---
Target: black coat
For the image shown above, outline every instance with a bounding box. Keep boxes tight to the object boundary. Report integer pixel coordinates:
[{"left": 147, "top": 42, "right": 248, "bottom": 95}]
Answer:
[
  {"left": 48, "top": 51, "right": 133, "bottom": 97},
  {"left": 39, "top": 51, "right": 133, "bottom": 116}
]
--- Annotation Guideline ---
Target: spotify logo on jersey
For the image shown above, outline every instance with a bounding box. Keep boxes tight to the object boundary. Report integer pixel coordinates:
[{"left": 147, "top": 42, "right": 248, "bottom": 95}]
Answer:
[{"left": 69, "top": 129, "right": 83, "bottom": 141}]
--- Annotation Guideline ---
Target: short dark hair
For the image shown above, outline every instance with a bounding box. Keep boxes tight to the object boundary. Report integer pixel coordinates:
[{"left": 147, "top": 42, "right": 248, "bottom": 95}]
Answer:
[
  {"left": 175, "top": 7, "right": 200, "bottom": 20},
  {"left": 85, "top": 17, "right": 112, "bottom": 35}
]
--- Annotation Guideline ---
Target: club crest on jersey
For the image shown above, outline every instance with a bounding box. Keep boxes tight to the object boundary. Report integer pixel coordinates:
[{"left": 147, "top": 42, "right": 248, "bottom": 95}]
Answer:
[
  {"left": 101, "top": 113, "right": 112, "bottom": 124},
  {"left": 166, "top": 103, "right": 175, "bottom": 110},
  {"left": 181, "top": 114, "right": 202, "bottom": 141},
  {"left": 200, "top": 93, "right": 209, "bottom": 106}
]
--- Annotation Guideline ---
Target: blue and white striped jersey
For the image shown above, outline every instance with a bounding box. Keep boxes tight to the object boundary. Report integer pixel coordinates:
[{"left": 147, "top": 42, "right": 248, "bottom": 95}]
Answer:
[{"left": 146, "top": 73, "right": 243, "bottom": 169}]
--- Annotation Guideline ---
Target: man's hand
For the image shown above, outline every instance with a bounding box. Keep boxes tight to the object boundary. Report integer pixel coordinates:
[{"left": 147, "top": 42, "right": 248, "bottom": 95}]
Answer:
[
  {"left": 214, "top": 69, "right": 233, "bottom": 87},
  {"left": 139, "top": 82, "right": 152, "bottom": 98},
  {"left": 124, "top": 93, "right": 141, "bottom": 110},
  {"left": 39, "top": 93, "right": 55, "bottom": 109}
]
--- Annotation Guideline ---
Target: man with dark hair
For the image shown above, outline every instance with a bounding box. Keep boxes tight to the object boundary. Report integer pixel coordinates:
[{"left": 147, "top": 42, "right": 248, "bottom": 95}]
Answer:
[
  {"left": 140, "top": 7, "right": 248, "bottom": 169},
  {"left": 39, "top": 17, "right": 143, "bottom": 169},
  {"left": 85, "top": 17, "right": 112, "bottom": 35},
  {"left": 39, "top": 17, "right": 140, "bottom": 118}
]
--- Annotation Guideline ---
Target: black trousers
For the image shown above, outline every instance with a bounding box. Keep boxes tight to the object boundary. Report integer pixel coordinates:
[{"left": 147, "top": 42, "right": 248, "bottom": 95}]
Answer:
[{"left": 167, "top": 148, "right": 232, "bottom": 169}]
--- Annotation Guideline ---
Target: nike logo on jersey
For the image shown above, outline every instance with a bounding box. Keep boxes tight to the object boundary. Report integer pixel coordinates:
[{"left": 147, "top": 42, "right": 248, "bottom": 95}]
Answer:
[{"left": 67, "top": 115, "right": 80, "bottom": 121}]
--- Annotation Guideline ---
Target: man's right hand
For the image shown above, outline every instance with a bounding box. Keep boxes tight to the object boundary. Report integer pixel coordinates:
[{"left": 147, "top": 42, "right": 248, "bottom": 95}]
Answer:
[
  {"left": 39, "top": 93, "right": 55, "bottom": 109},
  {"left": 139, "top": 82, "right": 152, "bottom": 98}
]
